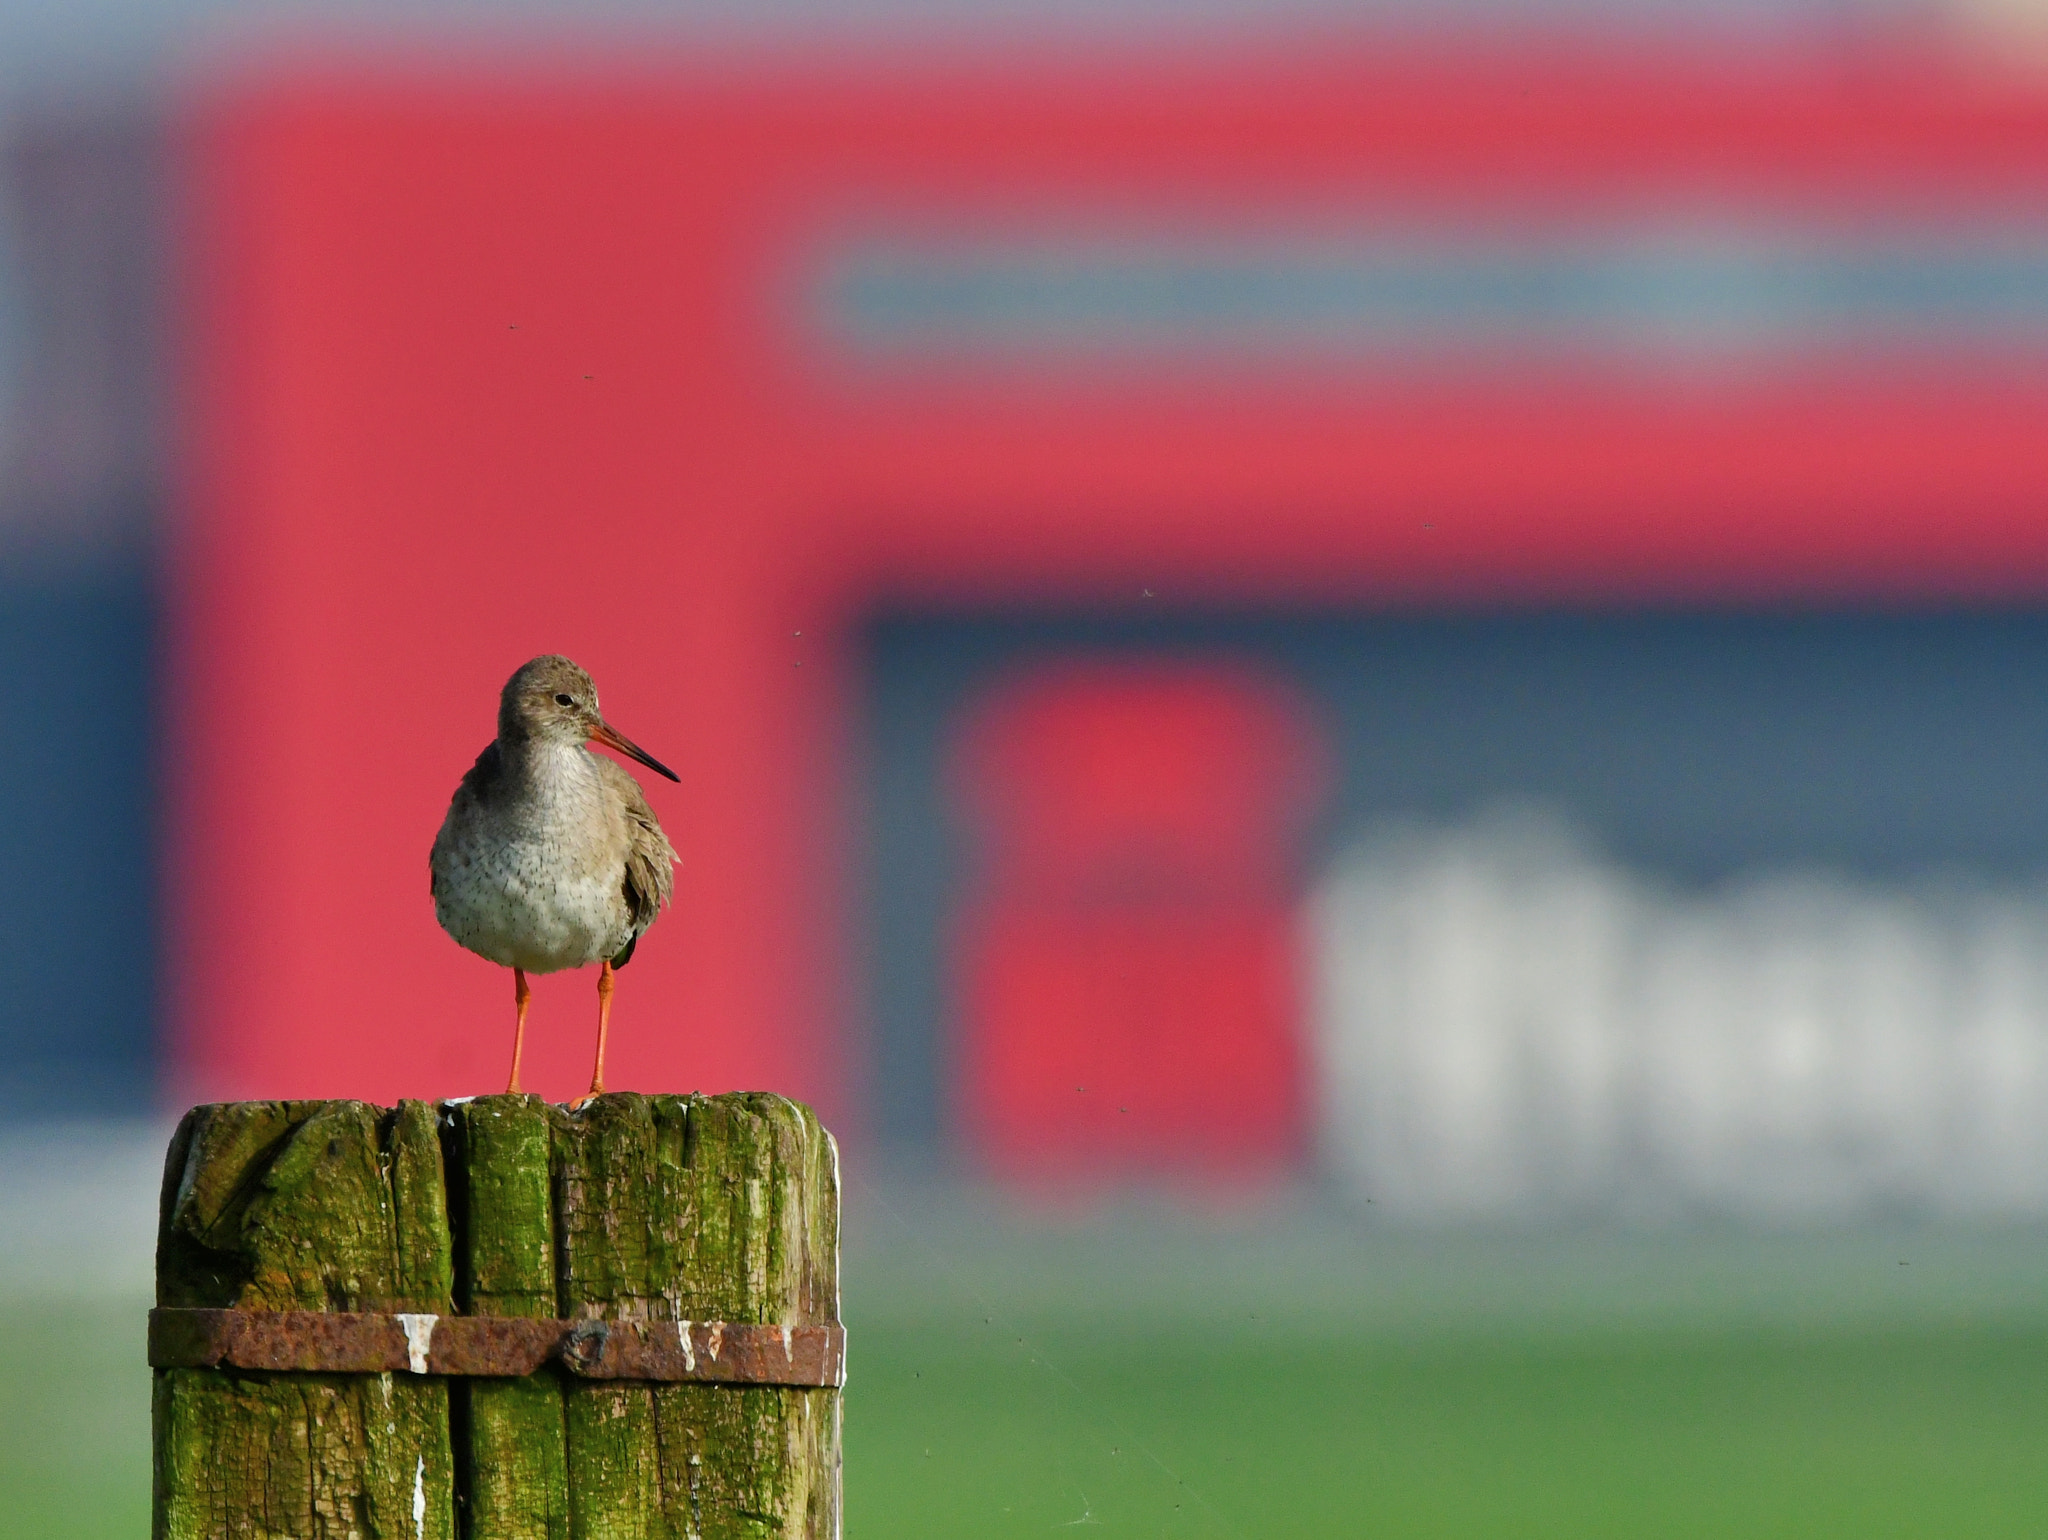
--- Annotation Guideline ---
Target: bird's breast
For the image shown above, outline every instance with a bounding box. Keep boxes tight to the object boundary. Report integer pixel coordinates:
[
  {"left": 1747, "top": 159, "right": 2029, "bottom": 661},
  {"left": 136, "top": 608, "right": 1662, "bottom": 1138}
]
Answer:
[{"left": 432, "top": 748, "right": 636, "bottom": 972}]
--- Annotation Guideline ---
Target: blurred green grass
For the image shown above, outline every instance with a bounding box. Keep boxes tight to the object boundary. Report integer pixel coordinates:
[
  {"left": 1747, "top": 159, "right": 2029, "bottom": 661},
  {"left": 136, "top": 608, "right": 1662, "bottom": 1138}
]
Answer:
[
  {"left": 1, "top": 1294, "right": 151, "bottom": 1539},
  {"left": 15, "top": 1287, "right": 2048, "bottom": 1537},
  {"left": 847, "top": 1317, "right": 2048, "bottom": 1537}
]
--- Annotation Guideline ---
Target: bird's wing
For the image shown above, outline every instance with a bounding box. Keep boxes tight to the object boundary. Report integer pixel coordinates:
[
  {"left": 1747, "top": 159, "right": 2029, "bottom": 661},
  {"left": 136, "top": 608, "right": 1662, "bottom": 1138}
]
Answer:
[
  {"left": 460, "top": 739, "right": 507, "bottom": 798},
  {"left": 430, "top": 741, "right": 504, "bottom": 898},
  {"left": 595, "top": 755, "right": 677, "bottom": 943}
]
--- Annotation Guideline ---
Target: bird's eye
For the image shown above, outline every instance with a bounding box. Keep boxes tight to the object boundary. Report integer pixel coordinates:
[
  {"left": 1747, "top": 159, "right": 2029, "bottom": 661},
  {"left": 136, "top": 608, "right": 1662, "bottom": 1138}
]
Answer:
[{"left": 555, "top": 693, "right": 575, "bottom": 707}]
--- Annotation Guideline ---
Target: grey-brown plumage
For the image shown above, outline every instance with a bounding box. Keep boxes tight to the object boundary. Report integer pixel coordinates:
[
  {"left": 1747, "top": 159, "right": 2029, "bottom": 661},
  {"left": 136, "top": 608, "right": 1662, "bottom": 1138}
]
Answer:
[{"left": 430, "top": 655, "right": 678, "bottom": 1098}]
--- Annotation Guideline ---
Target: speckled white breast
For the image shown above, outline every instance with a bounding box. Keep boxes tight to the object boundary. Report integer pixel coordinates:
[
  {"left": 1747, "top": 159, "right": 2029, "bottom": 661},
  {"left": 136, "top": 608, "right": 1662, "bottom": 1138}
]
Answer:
[{"left": 431, "top": 744, "right": 636, "bottom": 973}]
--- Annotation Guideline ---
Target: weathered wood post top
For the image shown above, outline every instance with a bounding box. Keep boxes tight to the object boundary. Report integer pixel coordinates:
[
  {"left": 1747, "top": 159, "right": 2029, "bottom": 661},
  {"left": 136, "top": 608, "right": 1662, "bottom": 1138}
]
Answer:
[{"left": 151, "top": 1090, "right": 842, "bottom": 1539}]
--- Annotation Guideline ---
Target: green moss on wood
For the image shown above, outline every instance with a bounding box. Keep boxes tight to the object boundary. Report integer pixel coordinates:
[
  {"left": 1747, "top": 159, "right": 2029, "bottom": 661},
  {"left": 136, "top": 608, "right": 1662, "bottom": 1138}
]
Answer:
[
  {"left": 460, "top": 1374, "right": 573, "bottom": 1540},
  {"left": 444, "top": 1095, "right": 571, "bottom": 1540},
  {"left": 391, "top": 1100, "right": 456, "bottom": 1313},
  {"left": 155, "top": 1368, "right": 455, "bottom": 1540},
  {"left": 551, "top": 1093, "right": 840, "bottom": 1539},
  {"left": 445, "top": 1095, "right": 557, "bottom": 1320},
  {"left": 153, "top": 1101, "right": 457, "bottom": 1539},
  {"left": 156, "top": 1101, "right": 316, "bottom": 1309}
]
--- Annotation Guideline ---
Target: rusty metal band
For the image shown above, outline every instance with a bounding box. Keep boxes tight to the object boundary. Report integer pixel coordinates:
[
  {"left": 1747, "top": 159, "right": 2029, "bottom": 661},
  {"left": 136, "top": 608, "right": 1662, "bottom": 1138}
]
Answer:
[{"left": 148, "top": 1308, "right": 846, "bottom": 1388}]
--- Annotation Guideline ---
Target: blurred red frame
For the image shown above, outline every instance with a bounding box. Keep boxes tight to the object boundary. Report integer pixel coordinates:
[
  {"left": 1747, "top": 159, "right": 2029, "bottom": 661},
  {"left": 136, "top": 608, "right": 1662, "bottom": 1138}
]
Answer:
[{"left": 172, "top": 36, "right": 2048, "bottom": 1122}]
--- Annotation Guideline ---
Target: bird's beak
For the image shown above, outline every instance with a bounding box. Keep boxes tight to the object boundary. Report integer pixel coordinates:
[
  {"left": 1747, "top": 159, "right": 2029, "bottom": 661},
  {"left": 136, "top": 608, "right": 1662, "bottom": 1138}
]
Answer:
[{"left": 588, "top": 718, "right": 681, "bottom": 783}]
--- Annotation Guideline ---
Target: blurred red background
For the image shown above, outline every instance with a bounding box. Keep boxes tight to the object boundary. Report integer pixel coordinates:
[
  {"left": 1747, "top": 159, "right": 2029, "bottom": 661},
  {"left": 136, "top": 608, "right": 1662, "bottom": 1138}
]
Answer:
[{"left": 170, "top": 40, "right": 2048, "bottom": 1153}]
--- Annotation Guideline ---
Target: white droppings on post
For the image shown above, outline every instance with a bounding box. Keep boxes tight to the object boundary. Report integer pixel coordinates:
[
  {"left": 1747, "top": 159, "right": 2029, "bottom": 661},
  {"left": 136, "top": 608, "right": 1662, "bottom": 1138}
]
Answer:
[
  {"left": 675, "top": 1320, "right": 695, "bottom": 1373},
  {"left": 412, "top": 1455, "right": 425, "bottom": 1538},
  {"left": 705, "top": 1322, "right": 723, "bottom": 1361},
  {"left": 780, "top": 1324, "right": 792, "bottom": 1360},
  {"left": 396, "top": 1313, "right": 438, "bottom": 1375}
]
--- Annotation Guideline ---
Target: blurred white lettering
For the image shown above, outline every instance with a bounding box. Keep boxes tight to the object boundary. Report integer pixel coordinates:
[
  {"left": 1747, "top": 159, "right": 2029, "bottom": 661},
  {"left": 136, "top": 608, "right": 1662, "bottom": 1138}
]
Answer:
[{"left": 1313, "top": 806, "right": 2048, "bottom": 1221}]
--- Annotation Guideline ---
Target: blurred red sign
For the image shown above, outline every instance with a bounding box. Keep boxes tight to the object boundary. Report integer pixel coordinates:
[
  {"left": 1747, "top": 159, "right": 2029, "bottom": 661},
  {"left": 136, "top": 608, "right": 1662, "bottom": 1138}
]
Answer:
[{"left": 951, "top": 662, "right": 1327, "bottom": 1178}]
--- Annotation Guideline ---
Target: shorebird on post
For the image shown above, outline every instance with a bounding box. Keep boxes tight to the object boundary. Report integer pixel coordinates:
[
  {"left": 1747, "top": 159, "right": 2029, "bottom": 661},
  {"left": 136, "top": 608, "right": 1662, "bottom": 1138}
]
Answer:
[{"left": 430, "top": 655, "right": 678, "bottom": 1104}]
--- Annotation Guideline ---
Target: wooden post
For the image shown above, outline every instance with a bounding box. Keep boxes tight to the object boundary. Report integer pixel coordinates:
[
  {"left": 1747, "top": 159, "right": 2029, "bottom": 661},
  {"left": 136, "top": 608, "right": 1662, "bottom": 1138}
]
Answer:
[{"left": 153, "top": 1093, "right": 841, "bottom": 1540}]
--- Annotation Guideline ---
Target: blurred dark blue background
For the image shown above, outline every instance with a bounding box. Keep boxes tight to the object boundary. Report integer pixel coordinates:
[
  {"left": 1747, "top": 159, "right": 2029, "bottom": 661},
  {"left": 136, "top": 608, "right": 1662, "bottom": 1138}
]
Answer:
[
  {"left": 0, "top": 103, "right": 159, "bottom": 1113},
  {"left": 864, "top": 605, "right": 2048, "bottom": 1147},
  {"left": 0, "top": 563, "right": 155, "bottom": 1110}
]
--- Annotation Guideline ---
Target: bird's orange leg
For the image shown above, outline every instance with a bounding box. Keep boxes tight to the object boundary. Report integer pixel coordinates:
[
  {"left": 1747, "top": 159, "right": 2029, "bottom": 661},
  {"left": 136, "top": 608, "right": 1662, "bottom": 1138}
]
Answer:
[
  {"left": 507, "top": 968, "right": 531, "bottom": 1095},
  {"left": 574, "top": 959, "right": 615, "bottom": 1109}
]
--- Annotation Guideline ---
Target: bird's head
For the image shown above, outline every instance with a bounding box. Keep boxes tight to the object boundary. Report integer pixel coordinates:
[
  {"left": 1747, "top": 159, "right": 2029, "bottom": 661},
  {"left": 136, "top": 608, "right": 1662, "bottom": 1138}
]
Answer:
[{"left": 499, "top": 655, "right": 679, "bottom": 781}]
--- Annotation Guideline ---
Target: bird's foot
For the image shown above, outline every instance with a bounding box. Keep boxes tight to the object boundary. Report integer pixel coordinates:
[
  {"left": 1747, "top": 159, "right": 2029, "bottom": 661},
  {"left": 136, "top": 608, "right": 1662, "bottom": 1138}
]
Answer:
[{"left": 568, "top": 1085, "right": 605, "bottom": 1111}]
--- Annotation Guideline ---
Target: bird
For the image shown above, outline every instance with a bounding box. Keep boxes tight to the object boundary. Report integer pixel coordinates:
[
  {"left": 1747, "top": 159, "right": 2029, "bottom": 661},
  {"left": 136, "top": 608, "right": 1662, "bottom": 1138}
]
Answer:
[{"left": 430, "top": 655, "right": 678, "bottom": 1104}]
